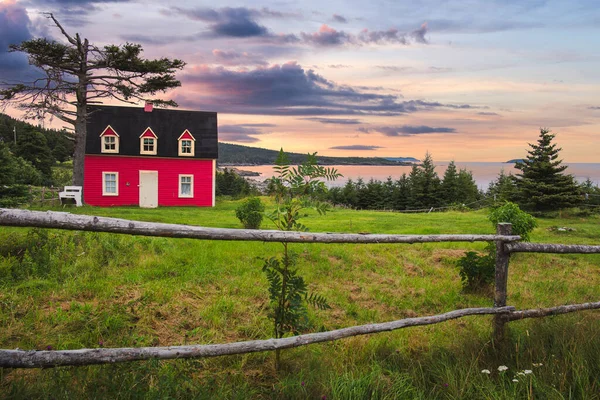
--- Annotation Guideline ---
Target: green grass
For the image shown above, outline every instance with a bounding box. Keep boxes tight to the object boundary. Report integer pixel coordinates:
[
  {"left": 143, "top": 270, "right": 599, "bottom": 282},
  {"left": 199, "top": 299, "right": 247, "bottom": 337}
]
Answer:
[{"left": 1, "top": 200, "right": 599, "bottom": 399}]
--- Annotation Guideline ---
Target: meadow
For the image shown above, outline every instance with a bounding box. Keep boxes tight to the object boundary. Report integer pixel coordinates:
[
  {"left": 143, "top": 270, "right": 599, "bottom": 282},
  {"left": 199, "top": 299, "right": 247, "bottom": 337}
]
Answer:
[{"left": 0, "top": 200, "right": 599, "bottom": 399}]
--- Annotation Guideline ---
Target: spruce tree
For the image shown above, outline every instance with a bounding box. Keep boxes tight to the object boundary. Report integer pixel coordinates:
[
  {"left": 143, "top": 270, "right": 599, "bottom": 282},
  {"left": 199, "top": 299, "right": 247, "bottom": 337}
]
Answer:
[
  {"left": 441, "top": 161, "right": 459, "bottom": 204},
  {"left": 513, "top": 128, "right": 581, "bottom": 211},
  {"left": 409, "top": 152, "right": 441, "bottom": 208}
]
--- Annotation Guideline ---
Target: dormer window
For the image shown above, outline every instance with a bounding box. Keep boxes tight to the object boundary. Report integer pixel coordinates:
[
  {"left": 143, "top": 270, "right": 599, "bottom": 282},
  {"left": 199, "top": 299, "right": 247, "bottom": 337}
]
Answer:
[
  {"left": 139, "top": 127, "right": 158, "bottom": 155},
  {"left": 100, "top": 125, "right": 119, "bottom": 153},
  {"left": 178, "top": 129, "right": 196, "bottom": 157}
]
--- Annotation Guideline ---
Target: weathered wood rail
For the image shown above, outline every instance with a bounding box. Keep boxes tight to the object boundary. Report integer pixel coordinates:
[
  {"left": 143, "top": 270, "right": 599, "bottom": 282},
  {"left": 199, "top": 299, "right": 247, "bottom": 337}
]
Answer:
[{"left": 0, "top": 208, "right": 598, "bottom": 369}]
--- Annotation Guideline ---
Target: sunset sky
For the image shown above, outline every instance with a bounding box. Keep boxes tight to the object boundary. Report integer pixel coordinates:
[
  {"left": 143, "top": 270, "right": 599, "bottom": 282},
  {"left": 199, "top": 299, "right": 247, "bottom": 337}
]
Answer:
[{"left": 1, "top": 0, "right": 599, "bottom": 162}]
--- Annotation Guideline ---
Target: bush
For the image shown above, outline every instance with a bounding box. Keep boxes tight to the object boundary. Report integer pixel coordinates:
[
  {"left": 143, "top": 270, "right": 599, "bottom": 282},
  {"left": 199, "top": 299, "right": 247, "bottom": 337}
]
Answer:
[
  {"left": 457, "top": 249, "right": 495, "bottom": 292},
  {"left": 235, "top": 197, "right": 265, "bottom": 229},
  {"left": 488, "top": 201, "right": 537, "bottom": 241},
  {"left": 457, "top": 202, "right": 536, "bottom": 292}
]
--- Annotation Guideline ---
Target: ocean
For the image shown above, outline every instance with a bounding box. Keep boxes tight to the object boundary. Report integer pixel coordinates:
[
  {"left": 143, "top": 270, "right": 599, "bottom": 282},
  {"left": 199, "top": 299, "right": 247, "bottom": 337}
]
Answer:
[{"left": 230, "top": 162, "right": 600, "bottom": 190}]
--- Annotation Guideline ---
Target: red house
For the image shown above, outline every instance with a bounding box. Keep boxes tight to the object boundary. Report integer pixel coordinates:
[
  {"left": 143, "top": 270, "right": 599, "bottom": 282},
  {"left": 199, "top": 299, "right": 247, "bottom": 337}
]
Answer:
[{"left": 84, "top": 105, "right": 218, "bottom": 207}]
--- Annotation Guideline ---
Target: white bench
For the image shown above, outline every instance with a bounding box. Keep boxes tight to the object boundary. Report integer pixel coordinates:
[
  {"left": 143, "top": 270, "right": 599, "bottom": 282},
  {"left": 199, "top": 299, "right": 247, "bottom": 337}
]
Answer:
[{"left": 59, "top": 186, "right": 83, "bottom": 207}]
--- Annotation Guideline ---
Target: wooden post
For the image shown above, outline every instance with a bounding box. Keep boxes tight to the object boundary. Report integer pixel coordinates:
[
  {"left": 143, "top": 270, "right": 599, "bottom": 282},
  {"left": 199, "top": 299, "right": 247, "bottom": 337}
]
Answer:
[{"left": 493, "top": 223, "right": 512, "bottom": 342}]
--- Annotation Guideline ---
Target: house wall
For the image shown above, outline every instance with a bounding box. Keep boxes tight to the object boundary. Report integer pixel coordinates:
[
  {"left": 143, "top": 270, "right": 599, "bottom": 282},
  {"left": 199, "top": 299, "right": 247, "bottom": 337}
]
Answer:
[{"left": 84, "top": 155, "right": 214, "bottom": 207}]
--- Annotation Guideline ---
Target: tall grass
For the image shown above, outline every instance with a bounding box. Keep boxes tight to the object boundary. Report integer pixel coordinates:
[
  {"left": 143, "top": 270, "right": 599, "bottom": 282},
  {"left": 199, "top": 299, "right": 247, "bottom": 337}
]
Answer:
[{"left": 0, "top": 200, "right": 599, "bottom": 399}]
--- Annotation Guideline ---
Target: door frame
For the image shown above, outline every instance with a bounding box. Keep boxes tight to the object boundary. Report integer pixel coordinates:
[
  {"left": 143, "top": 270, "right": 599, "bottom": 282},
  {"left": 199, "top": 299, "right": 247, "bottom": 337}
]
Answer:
[{"left": 139, "top": 170, "right": 158, "bottom": 208}]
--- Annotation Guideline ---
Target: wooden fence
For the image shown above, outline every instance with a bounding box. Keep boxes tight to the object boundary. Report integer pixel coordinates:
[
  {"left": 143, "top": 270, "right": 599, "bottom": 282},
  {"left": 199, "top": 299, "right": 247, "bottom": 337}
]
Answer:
[{"left": 0, "top": 208, "right": 598, "bottom": 369}]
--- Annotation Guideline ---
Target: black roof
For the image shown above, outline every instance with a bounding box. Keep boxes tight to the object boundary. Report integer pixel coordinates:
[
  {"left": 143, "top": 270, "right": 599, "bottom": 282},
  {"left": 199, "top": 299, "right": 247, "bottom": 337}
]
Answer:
[{"left": 86, "top": 105, "right": 218, "bottom": 159}]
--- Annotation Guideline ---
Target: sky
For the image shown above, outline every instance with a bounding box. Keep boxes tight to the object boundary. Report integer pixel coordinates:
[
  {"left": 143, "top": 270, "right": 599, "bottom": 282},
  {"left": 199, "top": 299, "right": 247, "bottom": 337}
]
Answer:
[{"left": 1, "top": 0, "right": 599, "bottom": 162}]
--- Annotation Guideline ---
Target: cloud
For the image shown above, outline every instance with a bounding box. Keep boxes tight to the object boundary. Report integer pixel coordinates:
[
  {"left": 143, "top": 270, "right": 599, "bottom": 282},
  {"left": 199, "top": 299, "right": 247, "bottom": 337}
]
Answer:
[
  {"left": 477, "top": 111, "right": 500, "bottom": 116},
  {"left": 164, "top": 6, "right": 299, "bottom": 39},
  {"left": 302, "top": 117, "right": 363, "bottom": 125},
  {"left": 410, "top": 22, "right": 428, "bottom": 44},
  {"left": 359, "top": 125, "right": 457, "bottom": 136},
  {"left": 0, "top": 1, "right": 34, "bottom": 82},
  {"left": 211, "top": 49, "right": 268, "bottom": 66},
  {"left": 588, "top": 106, "right": 600, "bottom": 110},
  {"left": 329, "top": 145, "right": 383, "bottom": 150},
  {"left": 219, "top": 123, "right": 276, "bottom": 143},
  {"left": 26, "top": 0, "right": 131, "bottom": 26},
  {"left": 301, "top": 25, "right": 353, "bottom": 46},
  {"left": 328, "top": 64, "right": 351, "bottom": 69},
  {"left": 332, "top": 14, "right": 348, "bottom": 23},
  {"left": 177, "top": 62, "right": 480, "bottom": 116}
]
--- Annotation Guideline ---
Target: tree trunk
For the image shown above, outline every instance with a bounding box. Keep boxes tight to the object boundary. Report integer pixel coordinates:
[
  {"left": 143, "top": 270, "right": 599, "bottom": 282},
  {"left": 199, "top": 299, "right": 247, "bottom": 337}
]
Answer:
[{"left": 72, "top": 114, "right": 86, "bottom": 187}]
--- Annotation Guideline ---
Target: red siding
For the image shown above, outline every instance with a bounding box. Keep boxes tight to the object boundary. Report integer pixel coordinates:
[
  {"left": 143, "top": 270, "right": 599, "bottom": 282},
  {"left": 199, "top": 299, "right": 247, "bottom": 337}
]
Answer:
[{"left": 84, "top": 155, "right": 214, "bottom": 207}]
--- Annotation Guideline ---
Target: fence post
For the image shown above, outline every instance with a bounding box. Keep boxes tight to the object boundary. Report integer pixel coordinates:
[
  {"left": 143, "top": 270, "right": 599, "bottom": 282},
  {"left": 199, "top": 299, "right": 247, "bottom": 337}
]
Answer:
[{"left": 493, "top": 223, "right": 512, "bottom": 342}]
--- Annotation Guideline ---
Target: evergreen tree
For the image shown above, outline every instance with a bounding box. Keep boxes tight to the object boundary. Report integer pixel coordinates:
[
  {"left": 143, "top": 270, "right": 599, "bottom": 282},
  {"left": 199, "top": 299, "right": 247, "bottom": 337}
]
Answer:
[
  {"left": 456, "top": 168, "right": 480, "bottom": 205},
  {"left": 409, "top": 152, "right": 441, "bottom": 208},
  {"left": 15, "top": 130, "right": 55, "bottom": 184},
  {"left": 393, "top": 174, "right": 410, "bottom": 210},
  {"left": 487, "top": 169, "right": 518, "bottom": 203},
  {"left": 0, "top": 14, "right": 185, "bottom": 186},
  {"left": 514, "top": 128, "right": 581, "bottom": 211},
  {"left": 441, "top": 161, "right": 460, "bottom": 204}
]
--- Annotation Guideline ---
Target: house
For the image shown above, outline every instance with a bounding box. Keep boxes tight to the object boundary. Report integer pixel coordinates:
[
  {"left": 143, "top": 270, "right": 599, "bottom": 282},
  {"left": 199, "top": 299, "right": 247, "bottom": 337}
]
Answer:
[{"left": 84, "top": 104, "right": 218, "bottom": 207}]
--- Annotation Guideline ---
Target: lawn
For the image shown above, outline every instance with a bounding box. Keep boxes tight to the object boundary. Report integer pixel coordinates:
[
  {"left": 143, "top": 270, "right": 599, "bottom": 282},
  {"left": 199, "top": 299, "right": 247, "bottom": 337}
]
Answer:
[{"left": 0, "top": 200, "right": 599, "bottom": 399}]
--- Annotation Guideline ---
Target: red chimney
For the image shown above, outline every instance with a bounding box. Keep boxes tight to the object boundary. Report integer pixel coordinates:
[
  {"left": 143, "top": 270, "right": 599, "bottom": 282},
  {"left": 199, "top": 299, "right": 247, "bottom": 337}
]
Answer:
[{"left": 144, "top": 102, "right": 153, "bottom": 112}]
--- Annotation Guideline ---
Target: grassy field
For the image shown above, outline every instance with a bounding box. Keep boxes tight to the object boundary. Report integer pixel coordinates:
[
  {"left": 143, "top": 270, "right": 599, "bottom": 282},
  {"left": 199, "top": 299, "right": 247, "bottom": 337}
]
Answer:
[{"left": 0, "top": 200, "right": 599, "bottom": 399}]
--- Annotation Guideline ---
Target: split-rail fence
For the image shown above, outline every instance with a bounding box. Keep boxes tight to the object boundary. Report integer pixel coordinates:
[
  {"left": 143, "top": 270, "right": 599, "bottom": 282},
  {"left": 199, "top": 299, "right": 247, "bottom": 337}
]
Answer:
[{"left": 0, "top": 208, "right": 598, "bottom": 368}]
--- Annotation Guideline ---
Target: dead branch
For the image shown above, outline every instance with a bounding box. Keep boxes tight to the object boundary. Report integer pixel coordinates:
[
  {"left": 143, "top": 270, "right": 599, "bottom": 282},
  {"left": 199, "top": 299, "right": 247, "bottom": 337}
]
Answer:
[
  {"left": 506, "top": 242, "right": 600, "bottom": 254},
  {"left": 0, "top": 306, "right": 515, "bottom": 368},
  {"left": 0, "top": 209, "right": 521, "bottom": 244}
]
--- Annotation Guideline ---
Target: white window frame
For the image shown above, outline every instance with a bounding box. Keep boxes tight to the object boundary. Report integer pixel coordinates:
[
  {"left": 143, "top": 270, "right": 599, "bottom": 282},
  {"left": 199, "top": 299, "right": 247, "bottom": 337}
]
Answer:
[
  {"left": 177, "top": 130, "right": 196, "bottom": 157},
  {"left": 100, "top": 125, "right": 119, "bottom": 154},
  {"left": 102, "top": 172, "right": 119, "bottom": 196},
  {"left": 178, "top": 174, "right": 194, "bottom": 198},
  {"left": 139, "top": 128, "right": 158, "bottom": 155},
  {"left": 102, "top": 135, "right": 119, "bottom": 153}
]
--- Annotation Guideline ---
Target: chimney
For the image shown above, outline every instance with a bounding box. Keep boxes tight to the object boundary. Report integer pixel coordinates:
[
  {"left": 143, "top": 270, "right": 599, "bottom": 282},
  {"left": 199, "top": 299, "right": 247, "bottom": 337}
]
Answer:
[{"left": 144, "top": 102, "right": 153, "bottom": 112}]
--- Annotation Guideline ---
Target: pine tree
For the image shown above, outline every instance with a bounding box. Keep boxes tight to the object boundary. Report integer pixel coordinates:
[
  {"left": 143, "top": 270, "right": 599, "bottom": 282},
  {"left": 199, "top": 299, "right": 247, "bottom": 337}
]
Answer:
[
  {"left": 409, "top": 152, "right": 441, "bottom": 208},
  {"left": 456, "top": 168, "right": 480, "bottom": 205},
  {"left": 441, "top": 161, "right": 459, "bottom": 204},
  {"left": 0, "top": 14, "right": 185, "bottom": 187},
  {"left": 513, "top": 128, "right": 581, "bottom": 211}
]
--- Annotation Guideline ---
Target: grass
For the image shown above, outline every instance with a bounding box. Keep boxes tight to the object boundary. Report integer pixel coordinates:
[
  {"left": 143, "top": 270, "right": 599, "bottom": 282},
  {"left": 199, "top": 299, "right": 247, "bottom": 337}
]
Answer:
[{"left": 0, "top": 199, "right": 599, "bottom": 399}]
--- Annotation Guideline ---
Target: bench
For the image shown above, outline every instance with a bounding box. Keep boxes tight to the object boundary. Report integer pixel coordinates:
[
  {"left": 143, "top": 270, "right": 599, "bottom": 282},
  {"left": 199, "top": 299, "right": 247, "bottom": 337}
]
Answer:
[{"left": 58, "top": 186, "right": 83, "bottom": 207}]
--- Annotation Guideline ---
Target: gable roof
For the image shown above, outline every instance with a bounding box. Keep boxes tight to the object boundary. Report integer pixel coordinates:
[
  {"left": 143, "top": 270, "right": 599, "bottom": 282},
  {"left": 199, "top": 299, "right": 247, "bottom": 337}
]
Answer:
[
  {"left": 139, "top": 127, "right": 158, "bottom": 139},
  {"left": 99, "top": 125, "right": 119, "bottom": 137},
  {"left": 177, "top": 130, "right": 196, "bottom": 141},
  {"left": 85, "top": 105, "right": 218, "bottom": 159}
]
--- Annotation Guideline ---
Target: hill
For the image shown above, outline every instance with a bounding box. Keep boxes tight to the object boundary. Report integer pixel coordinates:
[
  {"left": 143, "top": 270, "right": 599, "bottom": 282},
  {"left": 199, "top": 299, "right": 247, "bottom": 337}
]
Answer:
[{"left": 218, "top": 142, "right": 414, "bottom": 165}]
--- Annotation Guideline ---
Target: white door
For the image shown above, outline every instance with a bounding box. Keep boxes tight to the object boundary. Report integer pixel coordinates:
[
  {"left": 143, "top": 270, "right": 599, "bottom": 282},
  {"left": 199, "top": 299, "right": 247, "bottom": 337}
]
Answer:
[{"left": 139, "top": 171, "right": 158, "bottom": 208}]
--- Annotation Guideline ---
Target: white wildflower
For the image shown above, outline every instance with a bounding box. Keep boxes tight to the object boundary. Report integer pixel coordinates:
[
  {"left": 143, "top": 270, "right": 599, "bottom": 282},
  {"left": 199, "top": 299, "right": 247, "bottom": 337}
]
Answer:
[
  {"left": 498, "top": 365, "right": 508, "bottom": 372},
  {"left": 517, "top": 372, "right": 525, "bottom": 376},
  {"left": 532, "top": 363, "right": 543, "bottom": 367},
  {"left": 512, "top": 379, "right": 519, "bottom": 382},
  {"left": 524, "top": 370, "right": 533, "bottom": 374},
  {"left": 481, "top": 369, "right": 491, "bottom": 374}
]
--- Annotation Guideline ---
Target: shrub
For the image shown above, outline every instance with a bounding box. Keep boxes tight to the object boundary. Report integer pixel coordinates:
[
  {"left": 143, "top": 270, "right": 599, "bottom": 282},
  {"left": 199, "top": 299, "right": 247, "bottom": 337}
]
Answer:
[
  {"left": 235, "top": 197, "right": 265, "bottom": 229},
  {"left": 488, "top": 201, "right": 537, "bottom": 241},
  {"left": 457, "top": 249, "right": 495, "bottom": 291},
  {"left": 457, "top": 202, "right": 536, "bottom": 292}
]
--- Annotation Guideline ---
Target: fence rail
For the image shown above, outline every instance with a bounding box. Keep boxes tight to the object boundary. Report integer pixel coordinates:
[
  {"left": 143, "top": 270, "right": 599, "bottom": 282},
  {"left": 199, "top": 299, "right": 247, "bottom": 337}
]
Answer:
[{"left": 0, "top": 208, "right": 598, "bottom": 369}]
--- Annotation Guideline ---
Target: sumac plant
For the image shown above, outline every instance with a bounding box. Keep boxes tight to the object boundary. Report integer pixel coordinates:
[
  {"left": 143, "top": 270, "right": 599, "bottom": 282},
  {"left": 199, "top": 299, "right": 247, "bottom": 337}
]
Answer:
[{"left": 264, "top": 150, "right": 341, "bottom": 368}]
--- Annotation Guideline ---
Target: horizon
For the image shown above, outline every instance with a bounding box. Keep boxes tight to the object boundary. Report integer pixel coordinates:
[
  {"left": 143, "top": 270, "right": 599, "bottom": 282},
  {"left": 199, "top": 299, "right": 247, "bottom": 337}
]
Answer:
[{"left": 1, "top": 0, "right": 599, "bottom": 162}]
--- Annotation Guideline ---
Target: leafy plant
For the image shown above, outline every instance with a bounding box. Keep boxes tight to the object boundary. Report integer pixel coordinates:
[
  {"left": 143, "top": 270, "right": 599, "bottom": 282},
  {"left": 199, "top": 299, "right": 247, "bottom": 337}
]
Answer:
[
  {"left": 457, "top": 202, "right": 536, "bottom": 291},
  {"left": 457, "top": 249, "right": 495, "bottom": 291},
  {"left": 235, "top": 197, "right": 265, "bottom": 229},
  {"left": 264, "top": 149, "right": 341, "bottom": 368},
  {"left": 488, "top": 201, "right": 537, "bottom": 241}
]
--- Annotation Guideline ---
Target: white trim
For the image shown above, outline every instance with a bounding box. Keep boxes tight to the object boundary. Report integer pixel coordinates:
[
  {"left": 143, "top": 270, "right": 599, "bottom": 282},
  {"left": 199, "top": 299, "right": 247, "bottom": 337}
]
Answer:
[
  {"left": 212, "top": 159, "right": 216, "bottom": 207},
  {"left": 178, "top": 174, "right": 194, "bottom": 198},
  {"left": 140, "top": 137, "right": 157, "bottom": 155},
  {"left": 100, "top": 125, "right": 120, "bottom": 138},
  {"left": 102, "top": 172, "right": 119, "bottom": 196},
  {"left": 101, "top": 135, "right": 119, "bottom": 154},
  {"left": 177, "top": 129, "right": 196, "bottom": 141},
  {"left": 178, "top": 138, "right": 195, "bottom": 157},
  {"left": 138, "top": 127, "right": 158, "bottom": 139}
]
